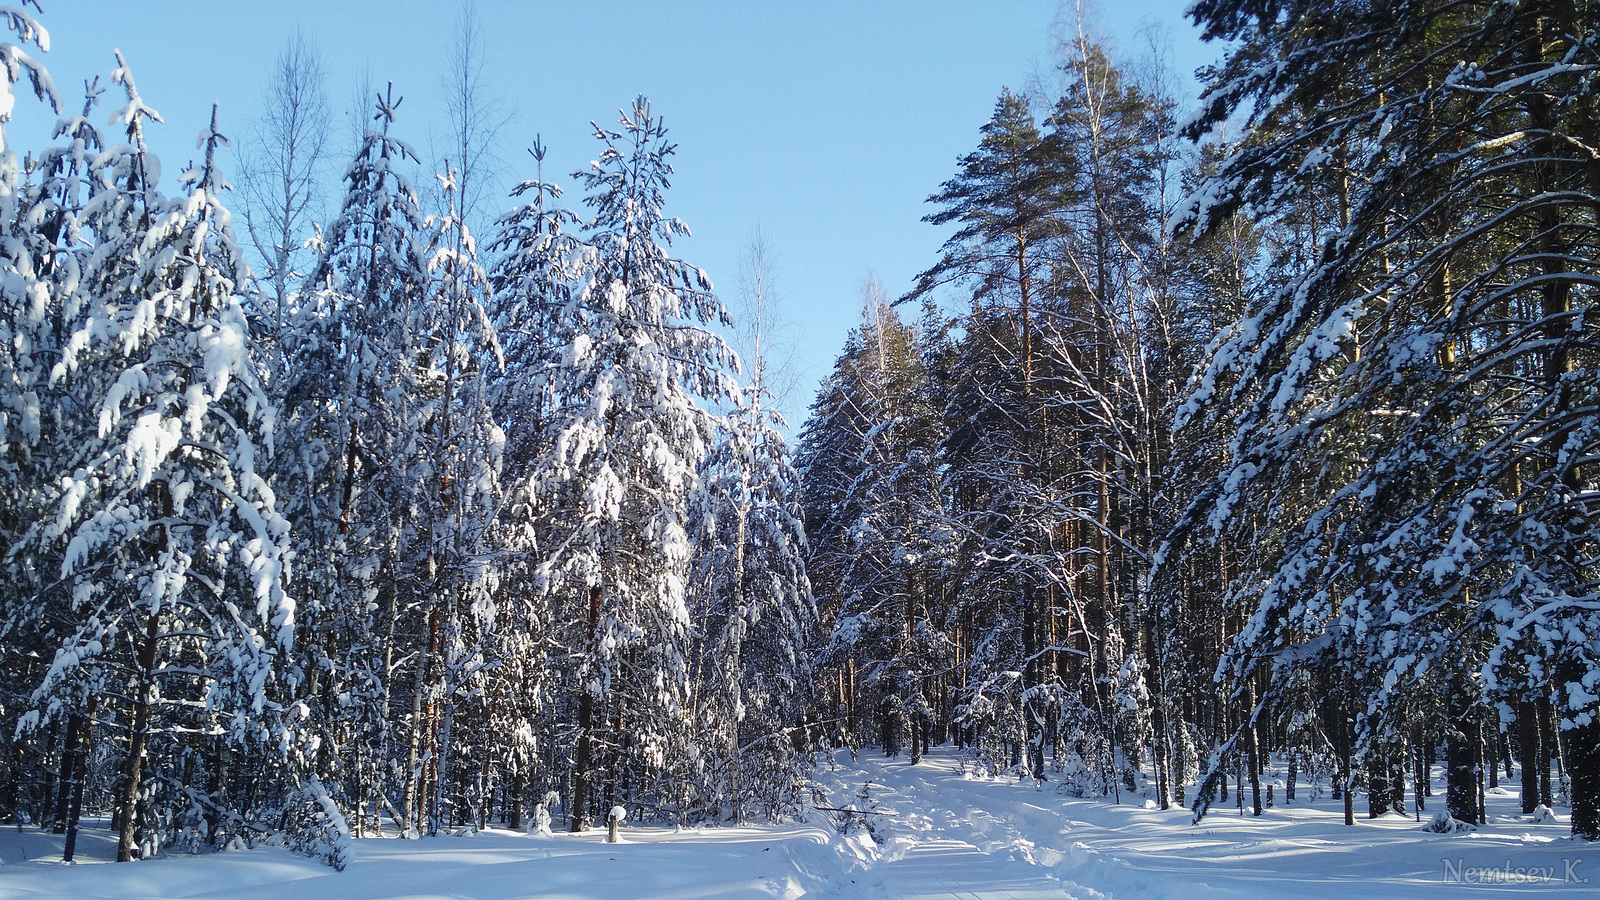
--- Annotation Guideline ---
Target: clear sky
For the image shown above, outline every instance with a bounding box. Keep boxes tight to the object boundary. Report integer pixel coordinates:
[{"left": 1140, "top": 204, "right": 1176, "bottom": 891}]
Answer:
[{"left": 9, "top": 1, "right": 1220, "bottom": 430}]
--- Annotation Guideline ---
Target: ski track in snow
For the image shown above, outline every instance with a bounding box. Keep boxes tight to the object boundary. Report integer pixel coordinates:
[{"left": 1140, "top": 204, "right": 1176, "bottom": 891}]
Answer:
[{"left": 0, "top": 748, "right": 1588, "bottom": 899}]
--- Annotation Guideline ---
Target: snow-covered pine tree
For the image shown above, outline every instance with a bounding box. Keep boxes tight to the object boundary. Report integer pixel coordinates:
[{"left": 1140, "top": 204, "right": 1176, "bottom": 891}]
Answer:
[
  {"left": 0, "top": 1, "right": 69, "bottom": 838},
  {"left": 482, "top": 135, "right": 587, "bottom": 829},
  {"left": 413, "top": 161, "right": 504, "bottom": 833},
  {"left": 26, "top": 58, "right": 292, "bottom": 861},
  {"left": 903, "top": 88, "right": 1074, "bottom": 779},
  {"left": 275, "top": 83, "right": 432, "bottom": 836},
  {"left": 1035, "top": 37, "right": 1179, "bottom": 799},
  {"left": 528, "top": 97, "right": 735, "bottom": 829},
  {"left": 937, "top": 292, "right": 1061, "bottom": 778},
  {"left": 1168, "top": 0, "right": 1600, "bottom": 837}
]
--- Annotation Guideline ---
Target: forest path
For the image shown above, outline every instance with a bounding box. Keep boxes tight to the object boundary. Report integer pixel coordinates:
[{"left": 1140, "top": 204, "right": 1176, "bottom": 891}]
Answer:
[
  {"left": 0, "top": 747, "right": 1585, "bottom": 899},
  {"left": 810, "top": 746, "right": 1584, "bottom": 899}
]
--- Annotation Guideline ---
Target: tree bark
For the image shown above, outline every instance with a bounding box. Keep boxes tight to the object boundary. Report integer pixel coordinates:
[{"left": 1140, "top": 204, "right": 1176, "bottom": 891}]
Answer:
[
  {"left": 62, "top": 698, "right": 95, "bottom": 863},
  {"left": 570, "top": 585, "right": 602, "bottom": 832},
  {"left": 1445, "top": 699, "right": 1481, "bottom": 825},
  {"left": 508, "top": 763, "right": 524, "bottom": 830},
  {"left": 51, "top": 714, "right": 82, "bottom": 833},
  {"left": 1244, "top": 686, "right": 1262, "bottom": 816},
  {"left": 1518, "top": 699, "right": 1540, "bottom": 813},
  {"left": 1539, "top": 697, "right": 1554, "bottom": 808},
  {"left": 117, "top": 611, "right": 162, "bottom": 862}
]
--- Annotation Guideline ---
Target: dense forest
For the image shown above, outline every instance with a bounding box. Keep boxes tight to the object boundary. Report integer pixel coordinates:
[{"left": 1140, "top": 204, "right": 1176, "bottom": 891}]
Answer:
[{"left": 0, "top": 0, "right": 1596, "bottom": 874}]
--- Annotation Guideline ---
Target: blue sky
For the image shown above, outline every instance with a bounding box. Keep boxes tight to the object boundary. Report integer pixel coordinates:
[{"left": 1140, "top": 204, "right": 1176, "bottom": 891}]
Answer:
[{"left": 9, "top": 1, "right": 1219, "bottom": 429}]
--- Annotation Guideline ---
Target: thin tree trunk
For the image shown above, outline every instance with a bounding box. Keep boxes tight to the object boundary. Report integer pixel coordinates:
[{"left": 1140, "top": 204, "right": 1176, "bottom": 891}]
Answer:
[
  {"left": 62, "top": 698, "right": 95, "bottom": 863},
  {"left": 509, "top": 765, "right": 524, "bottom": 831},
  {"left": 571, "top": 586, "right": 602, "bottom": 832},
  {"left": 1245, "top": 686, "right": 1262, "bottom": 816},
  {"left": 1539, "top": 697, "right": 1554, "bottom": 808},
  {"left": 401, "top": 613, "right": 431, "bottom": 838},
  {"left": 117, "top": 611, "right": 162, "bottom": 862},
  {"left": 51, "top": 714, "right": 81, "bottom": 834}
]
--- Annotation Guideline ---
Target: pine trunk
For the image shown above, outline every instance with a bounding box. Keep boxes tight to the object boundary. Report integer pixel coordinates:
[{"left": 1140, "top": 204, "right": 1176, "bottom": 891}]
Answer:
[
  {"left": 1518, "top": 700, "right": 1540, "bottom": 813},
  {"left": 571, "top": 585, "right": 603, "bottom": 832},
  {"left": 51, "top": 714, "right": 83, "bottom": 834},
  {"left": 1539, "top": 698, "right": 1555, "bottom": 808},
  {"left": 61, "top": 698, "right": 95, "bottom": 864},
  {"left": 1244, "top": 686, "right": 1262, "bottom": 816},
  {"left": 117, "top": 612, "right": 162, "bottom": 862},
  {"left": 1445, "top": 707, "right": 1481, "bottom": 825}
]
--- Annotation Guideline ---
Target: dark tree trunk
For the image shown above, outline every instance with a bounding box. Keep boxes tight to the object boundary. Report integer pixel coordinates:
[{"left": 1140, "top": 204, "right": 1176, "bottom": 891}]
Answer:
[
  {"left": 1237, "top": 754, "right": 1245, "bottom": 813},
  {"left": 117, "top": 611, "right": 162, "bottom": 862},
  {"left": 62, "top": 699, "right": 94, "bottom": 863},
  {"left": 571, "top": 585, "right": 602, "bottom": 833},
  {"left": 41, "top": 718, "right": 60, "bottom": 832},
  {"left": 1393, "top": 750, "right": 1409, "bottom": 816},
  {"left": 1445, "top": 710, "right": 1481, "bottom": 825},
  {"left": 1474, "top": 725, "right": 1487, "bottom": 825},
  {"left": 1518, "top": 699, "right": 1541, "bottom": 813},
  {"left": 1539, "top": 698, "right": 1555, "bottom": 808},
  {"left": 52, "top": 714, "right": 83, "bottom": 833},
  {"left": 1335, "top": 717, "right": 1354, "bottom": 825},
  {"left": 1413, "top": 732, "right": 1427, "bottom": 814},
  {"left": 1368, "top": 763, "right": 1392, "bottom": 818},
  {"left": 1570, "top": 727, "right": 1598, "bottom": 839},
  {"left": 1244, "top": 689, "right": 1262, "bottom": 816},
  {"left": 571, "top": 692, "right": 595, "bottom": 832},
  {"left": 509, "top": 765, "right": 524, "bottom": 831}
]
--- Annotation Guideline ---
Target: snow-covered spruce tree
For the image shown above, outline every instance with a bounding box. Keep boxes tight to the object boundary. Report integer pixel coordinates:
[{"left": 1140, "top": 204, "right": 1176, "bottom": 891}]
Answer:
[
  {"left": 412, "top": 163, "right": 504, "bottom": 834},
  {"left": 482, "top": 137, "right": 586, "bottom": 829},
  {"left": 686, "top": 238, "right": 814, "bottom": 821},
  {"left": 529, "top": 98, "right": 735, "bottom": 829},
  {"left": 1167, "top": 0, "right": 1600, "bottom": 837},
  {"left": 275, "top": 84, "right": 431, "bottom": 838},
  {"left": 25, "top": 57, "right": 300, "bottom": 861},
  {"left": 0, "top": 3, "right": 68, "bottom": 835}
]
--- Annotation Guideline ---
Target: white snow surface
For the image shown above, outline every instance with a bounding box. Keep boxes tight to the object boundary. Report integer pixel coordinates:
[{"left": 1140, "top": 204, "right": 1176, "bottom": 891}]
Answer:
[{"left": 0, "top": 748, "right": 1587, "bottom": 899}]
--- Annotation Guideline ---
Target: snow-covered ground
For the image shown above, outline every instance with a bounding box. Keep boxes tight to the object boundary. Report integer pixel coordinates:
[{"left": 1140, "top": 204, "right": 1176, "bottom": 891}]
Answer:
[{"left": 0, "top": 748, "right": 1588, "bottom": 899}]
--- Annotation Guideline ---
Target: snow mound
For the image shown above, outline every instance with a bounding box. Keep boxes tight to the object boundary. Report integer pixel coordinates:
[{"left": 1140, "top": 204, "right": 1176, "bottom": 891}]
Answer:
[{"left": 1422, "top": 810, "right": 1477, "bottom": 833}]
